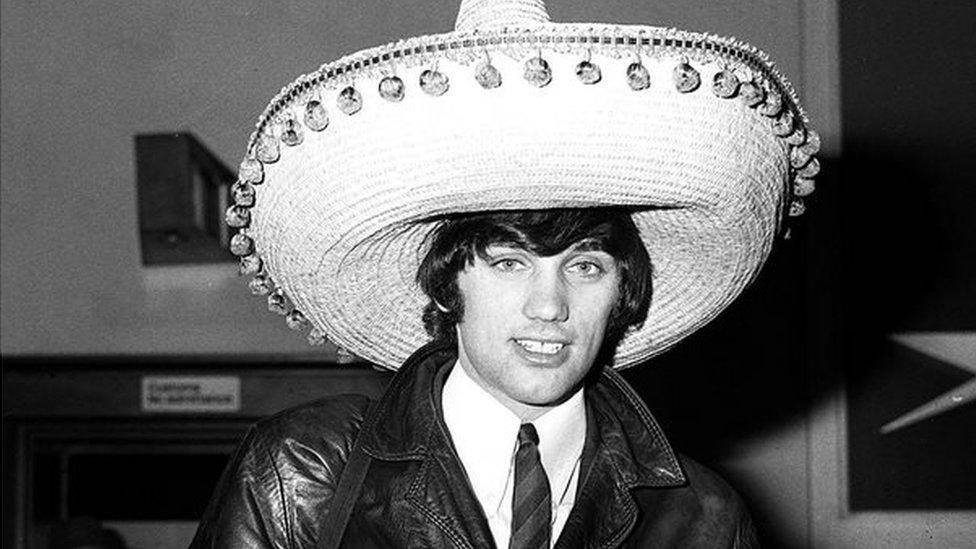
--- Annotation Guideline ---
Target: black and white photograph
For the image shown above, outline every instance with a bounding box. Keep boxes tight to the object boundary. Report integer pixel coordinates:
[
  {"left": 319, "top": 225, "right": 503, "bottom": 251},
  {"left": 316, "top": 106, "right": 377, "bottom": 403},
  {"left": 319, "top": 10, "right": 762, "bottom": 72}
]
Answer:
[{"left": 2, "top": 1, "right": 974, "bottom": 548}]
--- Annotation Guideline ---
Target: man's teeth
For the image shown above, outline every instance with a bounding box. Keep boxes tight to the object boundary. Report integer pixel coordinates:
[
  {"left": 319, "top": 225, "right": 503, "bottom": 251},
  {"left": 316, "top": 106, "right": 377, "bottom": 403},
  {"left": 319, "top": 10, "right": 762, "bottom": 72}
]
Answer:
[{"left": 516, "top": 339, "right": 565, "bottom": 354}]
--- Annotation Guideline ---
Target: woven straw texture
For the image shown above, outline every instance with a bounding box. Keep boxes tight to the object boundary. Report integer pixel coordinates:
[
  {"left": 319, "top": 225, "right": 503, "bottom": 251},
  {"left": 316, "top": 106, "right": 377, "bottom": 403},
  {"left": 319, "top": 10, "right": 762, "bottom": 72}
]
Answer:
[{"left": 455, "top": 0, "right": 550, "bottom": 30}]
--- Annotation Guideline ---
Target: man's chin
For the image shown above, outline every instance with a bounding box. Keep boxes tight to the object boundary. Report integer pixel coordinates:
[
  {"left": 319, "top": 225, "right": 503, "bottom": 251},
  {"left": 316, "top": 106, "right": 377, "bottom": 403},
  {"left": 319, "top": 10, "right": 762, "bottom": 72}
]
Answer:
[{"left": 513, "top": 379, "right": 581, "bottom": 407}]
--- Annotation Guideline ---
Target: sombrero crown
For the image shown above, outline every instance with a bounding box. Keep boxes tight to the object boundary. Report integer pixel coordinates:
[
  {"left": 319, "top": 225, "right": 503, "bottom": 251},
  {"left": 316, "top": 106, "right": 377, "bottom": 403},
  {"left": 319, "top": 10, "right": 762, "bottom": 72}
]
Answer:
[{"left": 227, "top": 0, "right": 821, "bottom": 370}]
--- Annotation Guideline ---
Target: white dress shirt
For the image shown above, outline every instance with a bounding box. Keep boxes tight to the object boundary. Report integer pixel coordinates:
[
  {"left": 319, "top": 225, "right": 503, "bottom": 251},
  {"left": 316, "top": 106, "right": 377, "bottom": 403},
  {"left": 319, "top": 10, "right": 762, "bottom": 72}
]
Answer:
[{"left": 442, "top": 361, "right": 587, "bottom": 549}]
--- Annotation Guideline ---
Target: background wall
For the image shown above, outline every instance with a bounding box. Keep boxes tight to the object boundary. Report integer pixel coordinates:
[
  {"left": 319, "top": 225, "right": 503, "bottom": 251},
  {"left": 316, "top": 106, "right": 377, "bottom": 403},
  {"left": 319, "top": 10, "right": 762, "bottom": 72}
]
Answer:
[{"left": 6, "top": 1, "right": 969, "bottom": 548}]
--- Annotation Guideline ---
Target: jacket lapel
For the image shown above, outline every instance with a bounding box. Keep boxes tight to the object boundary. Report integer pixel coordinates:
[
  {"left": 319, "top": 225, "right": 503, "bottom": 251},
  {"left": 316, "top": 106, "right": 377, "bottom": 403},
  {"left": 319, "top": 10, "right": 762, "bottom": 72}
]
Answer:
[
  {"left": 361, "top": 343, "right": 495, "bottom": 548},
  {"left": 556, "top": 367, "right": 688, "bottom": 548},
  {"left": 405, "top": 439, "right": 496, "bottom": 548},
  {"left": 555, "top": 450, "right": 641, "bottom": 548}
]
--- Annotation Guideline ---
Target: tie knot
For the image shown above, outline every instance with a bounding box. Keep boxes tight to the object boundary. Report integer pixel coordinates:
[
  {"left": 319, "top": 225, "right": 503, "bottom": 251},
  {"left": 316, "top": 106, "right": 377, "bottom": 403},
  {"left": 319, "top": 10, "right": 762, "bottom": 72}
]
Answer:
[{"left": 518, "top": 423, "right": 539, "bottom": 446}]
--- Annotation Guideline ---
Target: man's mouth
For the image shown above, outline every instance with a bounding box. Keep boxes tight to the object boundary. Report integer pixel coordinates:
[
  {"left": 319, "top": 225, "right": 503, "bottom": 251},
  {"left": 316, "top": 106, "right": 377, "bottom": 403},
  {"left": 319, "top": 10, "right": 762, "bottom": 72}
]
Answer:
[{"left": 515, "top": 339, "right": 566, "bottom": 355}]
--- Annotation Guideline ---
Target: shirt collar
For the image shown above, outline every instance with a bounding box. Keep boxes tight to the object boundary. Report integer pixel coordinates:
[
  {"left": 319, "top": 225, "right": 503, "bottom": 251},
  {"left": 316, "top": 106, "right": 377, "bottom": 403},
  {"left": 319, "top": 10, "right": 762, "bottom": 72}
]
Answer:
[{"left": 442, "top": 360, "right": 586, "bottom": 514}]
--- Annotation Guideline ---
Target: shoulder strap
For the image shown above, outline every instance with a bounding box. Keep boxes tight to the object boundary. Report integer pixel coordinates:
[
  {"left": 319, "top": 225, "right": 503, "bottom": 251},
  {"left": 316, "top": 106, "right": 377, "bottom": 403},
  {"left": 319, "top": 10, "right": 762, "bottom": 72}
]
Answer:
[{"left": 316, "top": 411, "right": 373, "bottom": 549}]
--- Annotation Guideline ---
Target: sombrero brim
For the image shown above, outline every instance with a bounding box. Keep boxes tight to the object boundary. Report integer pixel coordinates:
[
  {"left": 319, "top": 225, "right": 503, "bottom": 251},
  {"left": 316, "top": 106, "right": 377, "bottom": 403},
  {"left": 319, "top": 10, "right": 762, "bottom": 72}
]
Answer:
[{"left": 231, "top": 23, "right": 819, "bottom": 370}]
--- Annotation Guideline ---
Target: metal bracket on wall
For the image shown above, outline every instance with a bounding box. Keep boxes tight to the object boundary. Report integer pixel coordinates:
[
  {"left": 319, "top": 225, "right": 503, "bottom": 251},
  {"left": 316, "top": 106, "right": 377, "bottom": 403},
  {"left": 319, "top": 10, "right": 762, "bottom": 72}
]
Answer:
[{"left": 135, "top": 133, "right": 235, "bottom": 265}]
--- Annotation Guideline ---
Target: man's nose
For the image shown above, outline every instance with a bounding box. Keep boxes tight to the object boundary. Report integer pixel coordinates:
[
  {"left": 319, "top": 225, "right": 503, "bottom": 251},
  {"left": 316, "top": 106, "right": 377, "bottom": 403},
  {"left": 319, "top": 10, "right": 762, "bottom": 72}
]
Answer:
[{"left": 522, "top": 272, "right": 569, "bottom": 322}]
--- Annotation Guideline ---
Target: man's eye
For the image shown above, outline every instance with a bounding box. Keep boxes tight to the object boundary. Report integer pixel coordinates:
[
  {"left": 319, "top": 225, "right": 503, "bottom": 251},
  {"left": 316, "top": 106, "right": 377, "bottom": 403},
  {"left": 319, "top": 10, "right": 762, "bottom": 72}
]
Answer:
[
  {"left": 568, "top": 261, "right": 604, "bottom": 277},
  {"left": 492, "top": 258, "right": 525, "bottom": 272}
]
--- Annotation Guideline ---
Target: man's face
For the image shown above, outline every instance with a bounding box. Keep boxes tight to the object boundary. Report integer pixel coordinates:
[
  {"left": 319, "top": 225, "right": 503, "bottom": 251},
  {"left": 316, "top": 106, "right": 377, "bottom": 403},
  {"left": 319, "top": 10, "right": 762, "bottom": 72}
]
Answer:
[{"left": 454, "top": 241, "right": 620, "bottom": 418}]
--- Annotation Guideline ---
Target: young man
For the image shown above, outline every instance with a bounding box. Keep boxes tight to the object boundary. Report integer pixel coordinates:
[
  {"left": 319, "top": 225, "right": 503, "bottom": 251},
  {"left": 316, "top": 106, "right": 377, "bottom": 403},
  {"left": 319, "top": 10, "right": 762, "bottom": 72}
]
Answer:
[
  {"left": 193, "top": 209, "right": 756, "bottom": 547},
  {"left": 194, "top": 1, "right": 820, "bottom": 546}
]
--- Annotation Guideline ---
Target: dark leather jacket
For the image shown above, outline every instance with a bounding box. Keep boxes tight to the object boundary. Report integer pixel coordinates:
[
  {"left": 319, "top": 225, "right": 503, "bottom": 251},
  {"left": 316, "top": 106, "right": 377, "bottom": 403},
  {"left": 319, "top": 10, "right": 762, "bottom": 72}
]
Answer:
[{"left": 191, "top": 344, "right": 758, "bottom": 548}]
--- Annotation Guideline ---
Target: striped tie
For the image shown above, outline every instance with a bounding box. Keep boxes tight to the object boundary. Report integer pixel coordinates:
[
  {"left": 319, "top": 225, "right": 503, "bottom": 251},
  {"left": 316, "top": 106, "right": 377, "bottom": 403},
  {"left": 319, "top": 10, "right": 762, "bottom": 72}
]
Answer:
[{"left": 510, "top": 423, "right": 551, "bottom": 549}]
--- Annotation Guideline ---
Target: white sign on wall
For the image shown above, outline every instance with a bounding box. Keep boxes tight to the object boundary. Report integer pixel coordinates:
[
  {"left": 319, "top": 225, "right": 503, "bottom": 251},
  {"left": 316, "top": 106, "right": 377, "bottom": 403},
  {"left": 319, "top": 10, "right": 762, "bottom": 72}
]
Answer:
[{"left": 141, "top": 375, "right": 241, "bottom": 413}]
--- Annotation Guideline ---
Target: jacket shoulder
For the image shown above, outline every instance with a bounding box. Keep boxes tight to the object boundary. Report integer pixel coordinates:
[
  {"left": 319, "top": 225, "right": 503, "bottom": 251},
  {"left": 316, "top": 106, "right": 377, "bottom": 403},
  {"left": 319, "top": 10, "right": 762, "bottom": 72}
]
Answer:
[
  {"left": 251, "top": 393, "right": 372, "bottom": 463},
  {"left": 678, "top": 454, "right": 747, "bottom": 513},
  {"left": 190, "top": 394, "right": 373, "bottom": 549},
  {"left": 631, "top": 455, "right": 759, "bottom": 548}
]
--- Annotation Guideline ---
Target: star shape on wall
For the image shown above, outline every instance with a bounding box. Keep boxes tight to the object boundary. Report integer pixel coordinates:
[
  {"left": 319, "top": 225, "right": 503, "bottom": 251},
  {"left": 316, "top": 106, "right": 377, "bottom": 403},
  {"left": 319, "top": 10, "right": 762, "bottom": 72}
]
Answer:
[{"left": 880, "top": 332, "right": 976, "bottom": 434}]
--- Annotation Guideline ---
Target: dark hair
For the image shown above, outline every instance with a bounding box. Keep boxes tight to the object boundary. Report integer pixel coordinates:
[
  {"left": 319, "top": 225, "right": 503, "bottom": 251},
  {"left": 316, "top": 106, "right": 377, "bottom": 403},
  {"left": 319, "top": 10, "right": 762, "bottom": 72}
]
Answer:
[{"left": 415, "top": 208, "right": 652, "bottom": 355}]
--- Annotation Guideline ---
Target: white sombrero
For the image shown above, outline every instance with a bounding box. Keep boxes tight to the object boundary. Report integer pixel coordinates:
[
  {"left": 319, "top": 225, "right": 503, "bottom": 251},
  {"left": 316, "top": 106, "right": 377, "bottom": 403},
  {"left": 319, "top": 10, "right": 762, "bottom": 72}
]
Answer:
[{"left": 226, "top": 0, "right": 821, "bottom": 370}]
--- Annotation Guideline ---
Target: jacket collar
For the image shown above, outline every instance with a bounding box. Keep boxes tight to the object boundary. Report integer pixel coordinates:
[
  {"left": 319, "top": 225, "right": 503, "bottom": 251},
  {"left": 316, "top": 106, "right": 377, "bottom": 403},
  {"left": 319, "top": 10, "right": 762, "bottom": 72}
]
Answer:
[
  {"left": 358, "top": 341, "right": 686, "bottom": 548},
  {"left": 551, "top": 367, "right": 687, "bottom": 548},
  {"left": 360, "top": 341, "right": 686, "bottom": 488},
  {"left": 360, "top": 341, "right": 457, "bottom": 461},
  {"left": 587, "top": 366, "right": 687, "bottom": 487}
]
